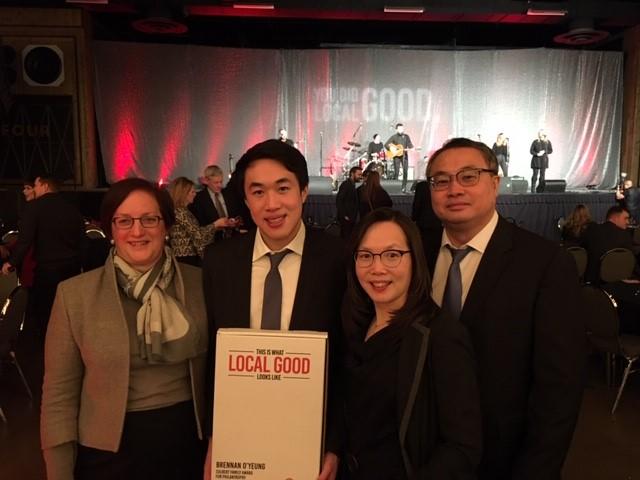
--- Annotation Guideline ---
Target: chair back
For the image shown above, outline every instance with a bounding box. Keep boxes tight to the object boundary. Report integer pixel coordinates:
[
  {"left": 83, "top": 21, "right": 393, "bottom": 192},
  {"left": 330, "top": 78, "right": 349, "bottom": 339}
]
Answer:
[
  {"left": 580, "top": 285, "right": 620, "bottom": 354},
  {"left": 0, "top": 271, "right": 18, "bottom": 305},
  {"left": 1, "top": 230, "right": 18, "bottom": 244},
  {"left": 599, "top": 248, "right": 635, "bottom": 283},
  {"left": 86, "top": 227, "right": 106, "bottom": 239},
  {"left": 566, "top": 246, "right": 587, "bottom": 280},
  {"left": 0, "top": 286, "right": 28, "bottom": 356}
]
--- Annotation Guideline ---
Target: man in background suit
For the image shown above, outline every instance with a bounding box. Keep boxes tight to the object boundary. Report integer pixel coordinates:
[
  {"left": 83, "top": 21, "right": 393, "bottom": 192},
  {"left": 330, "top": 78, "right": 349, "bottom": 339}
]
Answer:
[
  {"left": 1, "top": 176, "right": 85, "bottom": 338},
  {"left": 425, "top": 138, "right": 585, "bottom": 480},
  {"left": 529, "top": 129, "right": 553, "bottom": 193},
  {"left": 190, "top": 165, "right": 243, "bottom": 238},
  {"left": 336, "top": 166, "right": 362, "bottom": 239},
  {"left": 202, "top": 140, "right": 345, "bottom": 480}
]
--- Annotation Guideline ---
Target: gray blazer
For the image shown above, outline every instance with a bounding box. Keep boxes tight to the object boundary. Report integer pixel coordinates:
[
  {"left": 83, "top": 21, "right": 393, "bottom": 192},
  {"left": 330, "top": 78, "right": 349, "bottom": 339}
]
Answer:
[{"left": 40, "top": 255, "right": 208, "bottom": 479}]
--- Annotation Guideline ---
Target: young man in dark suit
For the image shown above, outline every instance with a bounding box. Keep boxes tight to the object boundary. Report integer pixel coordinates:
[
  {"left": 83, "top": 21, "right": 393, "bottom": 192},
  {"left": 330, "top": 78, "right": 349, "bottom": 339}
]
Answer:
[
  {"left": 202, "top": 140, "right": 345, "bottom": 480},
  {"left": 424, "top": 138, "right": 585, "bottom": 480}
]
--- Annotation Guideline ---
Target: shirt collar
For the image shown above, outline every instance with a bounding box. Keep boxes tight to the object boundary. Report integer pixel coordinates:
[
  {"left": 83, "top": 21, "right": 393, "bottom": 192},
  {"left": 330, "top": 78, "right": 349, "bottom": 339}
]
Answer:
[
  {"left": 440, "top": 210, "right": 499, "bottom": 255},
  {"left": 252, "top": 221, "right": 306, "bottom": 262}
]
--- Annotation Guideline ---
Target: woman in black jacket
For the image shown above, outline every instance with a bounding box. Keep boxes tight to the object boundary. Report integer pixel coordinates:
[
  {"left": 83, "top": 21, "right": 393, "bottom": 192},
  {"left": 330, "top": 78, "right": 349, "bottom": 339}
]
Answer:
[{"left": 342, "top": 208, "right": 482, "bottom": 479}]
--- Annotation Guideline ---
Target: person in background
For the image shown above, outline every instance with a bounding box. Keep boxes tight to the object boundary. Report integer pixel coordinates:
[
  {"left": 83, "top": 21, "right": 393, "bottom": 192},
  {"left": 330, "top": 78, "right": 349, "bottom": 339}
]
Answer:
[
  {"left": 385, "top": 123, "right": 414, "bottom": 193},
  {"left": 491, "top": 133, "right": 509, "bottom": 177},
  {"left": 168, "top": 177, "right": 219, "bottom": 267},
  {"left": 561, "top": 204, "right": 595, "bottom": 247},
  {"left": 530, "top": 129, "right": 553, "bottom": 193},
  {"left": 277, "top": 128, "right": 298, "bottom": 148},
  {"left": 40, "top": 178, "right": 208, "bottom": 480},
  {"left": 358, "top": 170, "right": 392, "bottom": 220},
  {"left": 1, "top": 176, "right": 85, "bottom": 339},
  {"left": 341, "top": 207, "right": 481, "bottom": 479},
  {"left": 336, "top": 166, "right": 363, "bottom": 240},
  {"left": 189, "top": 165, "right": 241, "bottom": 240}
]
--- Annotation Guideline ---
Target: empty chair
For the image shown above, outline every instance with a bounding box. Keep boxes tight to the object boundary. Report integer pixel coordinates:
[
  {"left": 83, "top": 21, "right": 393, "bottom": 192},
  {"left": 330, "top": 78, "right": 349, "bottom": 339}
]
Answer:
[
  {"left": 1, "top": 230, "right": 18, "bottom": 244},
  {"left": 566, "top": 246, "right": 587, "bottom": 281},
  {"left": 581, "top": 284, "right": 640, "bottom": 414},
  {"left": 0, "top": 286, "right": 32, "bottom": 423},
  {"left": 599, "top": 248, "right": 635, "bottom": 283},
  {"left": 85, "top": 226, "right": 106, "bottom": 239}
]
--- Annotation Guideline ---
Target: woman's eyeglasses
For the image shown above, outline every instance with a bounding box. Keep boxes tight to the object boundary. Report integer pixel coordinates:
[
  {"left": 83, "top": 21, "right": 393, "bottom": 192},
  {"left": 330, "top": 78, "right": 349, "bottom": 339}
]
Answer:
[
  {"left": 112, "top": 215, "right": 163, "bottom": 230},
  {"left": 354, "top": 249, "right": 411, "bottom": 268}
]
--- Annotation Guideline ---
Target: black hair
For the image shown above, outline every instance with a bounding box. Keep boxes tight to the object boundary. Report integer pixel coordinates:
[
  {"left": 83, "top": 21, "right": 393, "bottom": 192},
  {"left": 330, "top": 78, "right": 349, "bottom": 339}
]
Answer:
[
  {"left": 606, "top": 205, "right": 629, "bottom": 220},
  {"left": 426, "top": 137, "right": 499, "bottom": 176},
  {"left": 344, "top": 208, "right": 437, "bottom": 339},
  {"left": 349, "top": 166, "right": 362, "bottom": 176},
  {"left": 233, "top": 139, "right": 309, "bottom": 199},
  {"left": 100, "top": 178, "right": 175, "bottom": 239}
]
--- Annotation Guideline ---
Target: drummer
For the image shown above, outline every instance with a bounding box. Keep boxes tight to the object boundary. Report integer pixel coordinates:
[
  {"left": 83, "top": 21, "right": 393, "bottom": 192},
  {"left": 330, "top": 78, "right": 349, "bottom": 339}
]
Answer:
[{"left": 366, "top": 133, "right": 385, "bottom": 163}]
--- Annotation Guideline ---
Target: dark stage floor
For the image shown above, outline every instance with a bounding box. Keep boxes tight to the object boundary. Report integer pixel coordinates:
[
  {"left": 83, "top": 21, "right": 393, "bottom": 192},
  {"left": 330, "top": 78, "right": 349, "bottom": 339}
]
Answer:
[{"left": 1, "top": 336, "right": 639, "bottom": 479}]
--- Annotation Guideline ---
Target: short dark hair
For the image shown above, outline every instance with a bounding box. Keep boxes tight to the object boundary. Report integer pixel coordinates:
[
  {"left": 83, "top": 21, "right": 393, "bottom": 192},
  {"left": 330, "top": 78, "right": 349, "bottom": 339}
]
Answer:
[
  {"left": 426, "top": 137, "right": 498, "bottom": 176},
  {"left": 233, "top": 139, "right": 309, "bottom": 199},
  {"left": 100, "top": 178, "right": 175, "bottom": 239},
  {"left": 36, "top": 176, "right": 60, "bottom": 192},
  {"left": 396, "top": 123, "right": 404, "bottom": 129},
  {"left": 373, "top": 133, "right": 380, "bottom": 140},
  {"left": 344, "top": 208, "right": 437, "bottom": 338},
  {"left": 606, "top": 205, "right": 629, "bottom": 220},
  {"left": 349, "top": 166, "right": 362, "bottom": 177}
]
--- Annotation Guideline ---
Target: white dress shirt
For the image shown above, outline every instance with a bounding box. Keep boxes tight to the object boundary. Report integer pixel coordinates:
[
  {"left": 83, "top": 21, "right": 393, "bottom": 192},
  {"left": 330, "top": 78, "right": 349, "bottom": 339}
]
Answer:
[
  {"left": 249, "top": 223, "right": 305, "bottom": 330},
  {"left": 432, "top": 211, "right": 499, "bottom": 308}
]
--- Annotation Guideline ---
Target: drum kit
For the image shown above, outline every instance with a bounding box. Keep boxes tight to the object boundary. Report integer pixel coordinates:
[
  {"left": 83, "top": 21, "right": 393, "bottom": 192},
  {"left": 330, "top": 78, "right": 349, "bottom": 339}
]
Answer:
[{"left": 341, "top": 141, "right": 390, "bottom": 179}]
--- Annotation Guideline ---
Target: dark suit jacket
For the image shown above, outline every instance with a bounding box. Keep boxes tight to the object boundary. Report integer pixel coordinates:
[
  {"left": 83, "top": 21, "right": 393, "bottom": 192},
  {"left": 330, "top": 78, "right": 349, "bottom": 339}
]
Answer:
[
  {"left": 189, "top": 187, "right": 237, "bottom": 226},
  {"left": 8, "top": 192, "right": 85, "bottom": 269},
  {"left": 412, "top": 181, "right": 442, "bottom": 269},
  {"left": 202, "top": 227, "right": 346, "bottom": 452},
  {"left": 426, "top": 217, "right": 586, "bottom": 480},
  {"left": 336, "top": 178, "right": 359, "bottom": 223},
  {"left": 582, "top": 221, "right": 635, "bottom": 284}
]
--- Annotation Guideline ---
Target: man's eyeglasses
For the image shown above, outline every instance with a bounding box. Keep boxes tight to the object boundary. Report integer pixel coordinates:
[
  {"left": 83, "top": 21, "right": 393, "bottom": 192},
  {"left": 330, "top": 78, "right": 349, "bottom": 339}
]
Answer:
[
  {"left": 112, "top": 215, "right": 163, "bottom": 230},
  {"left": 354, "top": 249, "right": 411, "bottom": 268},
  {"left": 428, "top": 167, "right": 497, "bottom": 191}
]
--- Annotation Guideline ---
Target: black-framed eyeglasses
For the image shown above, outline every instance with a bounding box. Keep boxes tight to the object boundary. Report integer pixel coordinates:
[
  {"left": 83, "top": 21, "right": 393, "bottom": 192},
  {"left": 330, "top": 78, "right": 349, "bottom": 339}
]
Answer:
[
  {"left": 354, "top": 249, "right": 411, "bottom": 268},
  {"left": 428, "top": 167, "right": 497, "bottom": 191},
  {"left": 112, "top": 215, "right": 163, "bottom": 230}
]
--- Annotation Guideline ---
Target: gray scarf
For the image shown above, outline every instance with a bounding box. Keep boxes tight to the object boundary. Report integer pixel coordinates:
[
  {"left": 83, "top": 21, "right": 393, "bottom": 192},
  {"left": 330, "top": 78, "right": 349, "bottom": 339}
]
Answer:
[{"left": 113, "top": 246, "right": 202, "bottom": 364}]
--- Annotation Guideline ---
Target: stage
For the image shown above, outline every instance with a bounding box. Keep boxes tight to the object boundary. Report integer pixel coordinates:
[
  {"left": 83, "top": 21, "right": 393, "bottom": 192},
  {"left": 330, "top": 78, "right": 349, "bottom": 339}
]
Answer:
[{"left": 303, "top": 190, "right": 617, "bottom": 242}]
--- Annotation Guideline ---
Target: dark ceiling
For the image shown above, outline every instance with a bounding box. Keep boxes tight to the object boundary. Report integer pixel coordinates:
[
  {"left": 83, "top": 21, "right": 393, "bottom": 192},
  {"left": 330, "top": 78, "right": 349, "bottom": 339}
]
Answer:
[{"left": 8, "top": 0, "right": 640, "bottom": 49}]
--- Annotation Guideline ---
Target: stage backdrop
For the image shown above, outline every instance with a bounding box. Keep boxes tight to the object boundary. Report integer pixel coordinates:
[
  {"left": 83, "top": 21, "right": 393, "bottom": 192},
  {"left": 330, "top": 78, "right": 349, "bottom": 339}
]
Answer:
[{"left": 93, "top": 42, "right": 622, "bottom": 188}]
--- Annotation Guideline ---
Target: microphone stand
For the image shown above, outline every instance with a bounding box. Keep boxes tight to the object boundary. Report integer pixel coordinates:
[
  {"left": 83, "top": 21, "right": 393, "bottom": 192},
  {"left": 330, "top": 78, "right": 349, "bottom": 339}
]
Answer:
[{"left": 319, "top": 131, "right": 323, "bottom": 176}]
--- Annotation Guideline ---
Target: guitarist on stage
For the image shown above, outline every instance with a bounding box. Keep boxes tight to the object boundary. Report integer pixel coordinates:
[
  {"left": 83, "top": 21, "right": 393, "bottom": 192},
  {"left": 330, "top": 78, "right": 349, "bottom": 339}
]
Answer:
[{"left": 385, "top": 123, "right": 414, "bottom": 193}]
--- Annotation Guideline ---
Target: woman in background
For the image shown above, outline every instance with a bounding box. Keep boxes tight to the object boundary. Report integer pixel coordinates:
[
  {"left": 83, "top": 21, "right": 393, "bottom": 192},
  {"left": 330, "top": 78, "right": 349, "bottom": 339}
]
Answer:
[
  {"left": 342, "top": 208, "right": 481, "bottom": 479},
  {"left": 40, "top": 178, "right": 208, "bottom": 480},
  {"left": 358, "top": 171, "right": 392, "bottom": 219},
  {"left": 168, "top": 177, "right": 220, "bottom": 267},
  {"left": 491, "top": 133, "right": 509, "bottom": 177},
  {"left": 561, "top": 203, "right": 594, "bottom": 246}
]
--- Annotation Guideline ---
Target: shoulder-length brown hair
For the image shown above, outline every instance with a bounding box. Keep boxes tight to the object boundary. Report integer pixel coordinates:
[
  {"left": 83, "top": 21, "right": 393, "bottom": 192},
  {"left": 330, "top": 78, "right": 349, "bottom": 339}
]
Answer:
[
  {"left": 344, "top": 208, "right": 438, "bottom": 338},
  {"left": 168, "top": 177, "right": 195, "bottom": 208}
]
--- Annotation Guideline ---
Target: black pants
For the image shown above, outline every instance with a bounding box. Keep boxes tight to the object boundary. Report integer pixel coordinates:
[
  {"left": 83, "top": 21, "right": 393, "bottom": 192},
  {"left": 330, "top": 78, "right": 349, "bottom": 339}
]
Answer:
[
  {"left": 531, "top": 168, "right": 546, "bottom": 193},
  {"left": 75, "top": 401, "right": 206, "bottom": 480},
  {"left": 30, "top": 261, "right": 81, "bottom": 338},
  {"left": 497, "top": 154, "right": 508, "bottom": 177},
  {"left": 393, "top": 155, "right": 409, "bottom": 190}
]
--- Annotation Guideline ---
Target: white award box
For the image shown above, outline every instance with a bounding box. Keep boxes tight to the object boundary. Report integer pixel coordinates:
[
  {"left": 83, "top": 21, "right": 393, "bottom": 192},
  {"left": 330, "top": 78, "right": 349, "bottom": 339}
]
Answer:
[{"left": 211, "top": 328, "right": 329, "bottom": 480}]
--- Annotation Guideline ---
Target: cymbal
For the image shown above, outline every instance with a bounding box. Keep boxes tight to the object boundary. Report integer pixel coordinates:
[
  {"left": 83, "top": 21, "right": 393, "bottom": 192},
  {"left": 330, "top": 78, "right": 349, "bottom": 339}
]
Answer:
[{"left": 347, "top": 141, "right": 361, "bottom": 147}]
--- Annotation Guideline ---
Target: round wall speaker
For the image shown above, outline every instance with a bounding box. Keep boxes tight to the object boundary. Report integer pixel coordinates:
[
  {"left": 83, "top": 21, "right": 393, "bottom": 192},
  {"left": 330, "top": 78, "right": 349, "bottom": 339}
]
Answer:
[{"left": 22, "top": 45, "right": 64, "bottom": 87}]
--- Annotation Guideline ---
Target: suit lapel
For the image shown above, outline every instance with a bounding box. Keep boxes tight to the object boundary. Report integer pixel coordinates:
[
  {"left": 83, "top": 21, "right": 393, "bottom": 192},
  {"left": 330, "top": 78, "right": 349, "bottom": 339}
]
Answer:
[{"left": 459, "top": 217, "right": 513, "bottom": 327}]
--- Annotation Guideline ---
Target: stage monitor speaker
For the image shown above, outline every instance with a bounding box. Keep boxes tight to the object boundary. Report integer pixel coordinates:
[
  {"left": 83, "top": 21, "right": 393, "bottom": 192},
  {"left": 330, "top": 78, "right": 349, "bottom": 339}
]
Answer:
[
  {"left": 542, "top": 179, "right": 566, "bottom": 193},
  {"left": 308, "top": 176, "right": 334, "bottom": 195},
  {"left": 380, "top": 179, "right": 404, "bottom": 194},
  {"left": 499, "top": 176, "right": 528, "bottom": 194}
]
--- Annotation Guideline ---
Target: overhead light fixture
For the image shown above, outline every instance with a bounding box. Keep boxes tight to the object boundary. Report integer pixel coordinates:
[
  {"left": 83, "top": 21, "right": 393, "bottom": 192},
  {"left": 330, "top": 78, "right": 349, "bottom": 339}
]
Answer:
[
  {"left": 65, "top": 0, "right": 109, "bottom": 4},
  {"left": 233, "top": 3, "right": 275, "bottom": 9},
  {"left": 383, "top": 6, "right": 425, "bottom": 14},
  {"left": 526, "top": 8, "right": 567, "bottom": 16}
]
